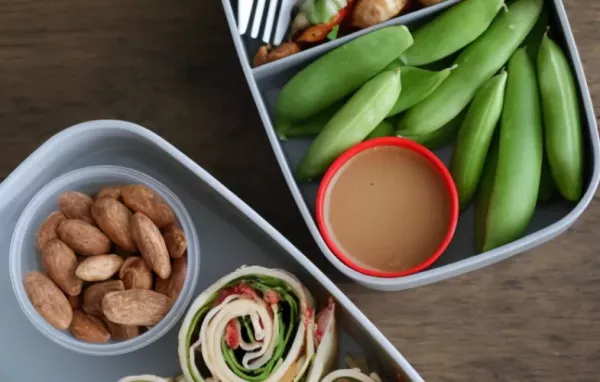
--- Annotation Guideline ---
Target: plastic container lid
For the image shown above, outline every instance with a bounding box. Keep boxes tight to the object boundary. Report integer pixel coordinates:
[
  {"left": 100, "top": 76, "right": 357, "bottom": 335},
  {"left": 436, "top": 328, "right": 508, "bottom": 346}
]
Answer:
[{"left": 9, "top": 165, "right": 200, "bottom": 355}]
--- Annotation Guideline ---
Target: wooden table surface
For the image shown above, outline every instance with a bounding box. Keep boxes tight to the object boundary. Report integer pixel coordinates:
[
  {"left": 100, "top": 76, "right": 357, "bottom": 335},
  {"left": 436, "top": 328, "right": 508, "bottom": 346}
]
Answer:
[{"left": 0, "top": 0, "right": 598, "bottom": 380}]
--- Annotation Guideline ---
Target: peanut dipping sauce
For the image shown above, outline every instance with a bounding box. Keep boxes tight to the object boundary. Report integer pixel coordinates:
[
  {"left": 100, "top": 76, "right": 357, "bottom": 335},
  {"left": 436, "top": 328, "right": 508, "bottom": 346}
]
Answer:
[{"left": 323, "top": 145, "right": 452, "bottom": 273}]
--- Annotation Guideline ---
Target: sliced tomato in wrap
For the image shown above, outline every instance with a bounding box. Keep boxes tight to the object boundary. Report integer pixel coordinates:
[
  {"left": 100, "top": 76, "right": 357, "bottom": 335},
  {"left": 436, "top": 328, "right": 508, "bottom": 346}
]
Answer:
[{"left": 177, "top": 266, "right": 337, "bottom": 382}]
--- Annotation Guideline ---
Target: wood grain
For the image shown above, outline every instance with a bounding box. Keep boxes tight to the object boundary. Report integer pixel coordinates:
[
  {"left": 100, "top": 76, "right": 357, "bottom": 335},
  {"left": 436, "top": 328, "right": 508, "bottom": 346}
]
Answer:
[{"left": 0, "top": 0, "right": 598, "bottom": 380}]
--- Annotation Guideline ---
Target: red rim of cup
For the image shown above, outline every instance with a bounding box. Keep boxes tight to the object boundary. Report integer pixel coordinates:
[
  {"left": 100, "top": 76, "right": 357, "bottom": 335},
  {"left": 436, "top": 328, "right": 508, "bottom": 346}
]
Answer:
[{"left": 316, "top": 137, "right": 459, "bottom": 278}]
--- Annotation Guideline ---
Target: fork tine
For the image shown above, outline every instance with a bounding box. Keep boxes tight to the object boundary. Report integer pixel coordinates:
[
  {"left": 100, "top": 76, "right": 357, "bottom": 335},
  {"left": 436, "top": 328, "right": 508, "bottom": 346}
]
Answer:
[
  {"left": 238, "top": 0, "right": 253, "bottom": 35},
  {"left": 251, "top": 0, "right": 267, "bottom": 38},
  {"left": 273, "top": 0, "right": 294, "bottom": 46},
  {"left": 262, "top": 0, "right": 279, "bottom": 43}
]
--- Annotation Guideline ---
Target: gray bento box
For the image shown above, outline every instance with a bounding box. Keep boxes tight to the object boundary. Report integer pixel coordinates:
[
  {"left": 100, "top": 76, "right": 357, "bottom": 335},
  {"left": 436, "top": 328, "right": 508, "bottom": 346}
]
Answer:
[
  {"left": 221, "top": 0, "right": 600, "bottom": 291},
  {"left": 1, "top": 121, "right": 423, "bottom": 381}
]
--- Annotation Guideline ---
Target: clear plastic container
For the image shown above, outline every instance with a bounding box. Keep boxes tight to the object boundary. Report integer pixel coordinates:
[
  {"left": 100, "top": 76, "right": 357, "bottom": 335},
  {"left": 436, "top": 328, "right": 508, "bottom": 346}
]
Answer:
[
  {"left": 221, "top": 0, "right": 600, "bottom": 291},
  {"left": 9, "top": 165, "right": 200, "bottom": 356}
]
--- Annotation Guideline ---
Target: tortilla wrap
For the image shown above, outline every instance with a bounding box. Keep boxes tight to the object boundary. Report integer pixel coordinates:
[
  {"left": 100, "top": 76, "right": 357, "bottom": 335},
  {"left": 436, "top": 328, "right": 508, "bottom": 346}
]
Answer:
[
  {"left": 177, "top": 265, "right": 337, "bottom": 382},
  {"left": 320, "top": 368, "right": 383, "bottom": 382}
]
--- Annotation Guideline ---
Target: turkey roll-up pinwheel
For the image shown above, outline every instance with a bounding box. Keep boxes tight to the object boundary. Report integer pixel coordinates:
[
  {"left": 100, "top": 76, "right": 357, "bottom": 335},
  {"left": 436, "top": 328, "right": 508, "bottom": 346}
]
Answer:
[
  {"left": 320, "top": 368, "right": 382, "bottom": 382},
  {"left": 178, "top": 266, "right": 337, "bottom": 382}
]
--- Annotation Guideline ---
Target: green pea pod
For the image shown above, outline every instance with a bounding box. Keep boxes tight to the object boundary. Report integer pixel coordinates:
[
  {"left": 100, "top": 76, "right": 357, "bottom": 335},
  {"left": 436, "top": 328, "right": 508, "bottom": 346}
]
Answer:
[
  {"left": 365, "top": 119, "right": 395, "bottom": 139},
  {"left": 277, "top": 26, "right": 413, "bottom": 121},
  {"left": 523, "top": 6, "right": 556, "bottom": 203},
  {"left": 524, "top": 3, "right": 549, "bottom": 62},
  {"left": 399, "top": 0, "right": 504, "bottom": 66},
  {"left": 400, "top": 110, "right": 463, "bottom": 151},
  {"left": 477, "top": 48, "right": 543, "bottom": 253},
  {"left": 276, "top": 100, "right": 344, "bottom": 140},
  {"left": 382, "top": 58, "right": 403, "bottom": 72},
  {"left": 279, "top": 99, "right": 397, "bottom": 140},
  {"left": 475, "top": 139, "right": 499, "bottom": 252},
  {"left": 523, "top": 7, "right": 559, "bottom": 203},
  {"left": 537, "top": 34, "right": 584, "bottom": 202},
  {"left": 450, "top": 71, "right": 507, "bottom": 210},
  {"left": 296, "top": 70, "right": 402, "bottom": 181},
  {"left": 398, "top": 0, "right": 543, "bottom": 136},
  {"left": 386, "top": 64, "right": 455, "bottom": 117}
]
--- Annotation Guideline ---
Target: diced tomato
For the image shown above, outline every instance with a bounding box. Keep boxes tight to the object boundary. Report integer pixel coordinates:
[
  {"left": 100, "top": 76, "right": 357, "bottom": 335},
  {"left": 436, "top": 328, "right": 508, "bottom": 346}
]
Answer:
[
  {"left": 215, "top": 282, "right": 260, "bottom": 305},
  {"left": 225, "top": 319, "right": 240, "bottom": 349},
  {"left": 315, "top": 297, "right": 335, "bottom": 346},
  {"left": 237, "top": 282, "right": 260, "bottom": 300},
  {"left": 263, "top": 289, "right": 280, "bottom": 305},
  {"left": 329, "top": 3, "right": 349, "bottom": 27},
  {"left": 303, "top": 307, "right": 315, "bottom": 329},
  {"left": 296, "top": 0, "right": 353, "bottom": 44},
  {"left": 216, "top": 288, "right": 236, "bottom": 305}
]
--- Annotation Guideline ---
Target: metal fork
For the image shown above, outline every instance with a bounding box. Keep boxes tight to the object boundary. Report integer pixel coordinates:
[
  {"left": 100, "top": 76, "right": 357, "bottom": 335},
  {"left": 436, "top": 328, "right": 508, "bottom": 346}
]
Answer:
[{"left": 238, "top": 0, "right": 296, "bottom": 46}]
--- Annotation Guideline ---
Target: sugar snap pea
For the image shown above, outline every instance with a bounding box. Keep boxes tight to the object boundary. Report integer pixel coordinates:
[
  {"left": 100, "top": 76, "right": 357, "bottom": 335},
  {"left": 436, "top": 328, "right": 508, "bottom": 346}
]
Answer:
[
  {"left": 475, "top": 139, "right": 498, "bottom": 252},
  {"left": 277, "top": 26, "right": 413, "bottom": 122},
  {"left": 400, "top": 110, "right": 463, "bottom": 151},
  {"left": 537, "top": 34, "right": 584, "bottom": 202},
  {"left": 275, "top": 100, "right": 343, "bottom": 140},
  {"left": 383, "top": 60, "right": 455, "bottom": 117},
  {"left": 365, "top": 119, "right": 394, "bottom": 139},
  {"left": 296, "top": 70, "right": 401, "bottom": 181},
  {"left": 399, "top": 0, "right": 504, "bottom": 66},
  {"left": 524, "top": 3, "right": 549, "bottom": 61},
  {"left": 476, "top": 48, "right": 543, "bottom": 253},
  {"left": 279, "top": 98, "right": 390, "bottom": 140},
  {"left": 450, "top": 71, "right": 507, "bottom": 210},
  {"left": 524, "top": 7, "right": 559, "bottom": 202},
  {"left": 382, "top": 58, "right": 403, "bottom": 71},
  {"left": 398, "top": 0, "right": 543, "bottom": 136}
]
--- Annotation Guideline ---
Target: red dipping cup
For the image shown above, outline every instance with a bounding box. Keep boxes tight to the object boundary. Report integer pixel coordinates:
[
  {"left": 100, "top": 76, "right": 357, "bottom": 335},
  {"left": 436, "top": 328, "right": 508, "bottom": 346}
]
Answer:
[{"left": 316, "top": 137, "right": 459, "bottom": 278}]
